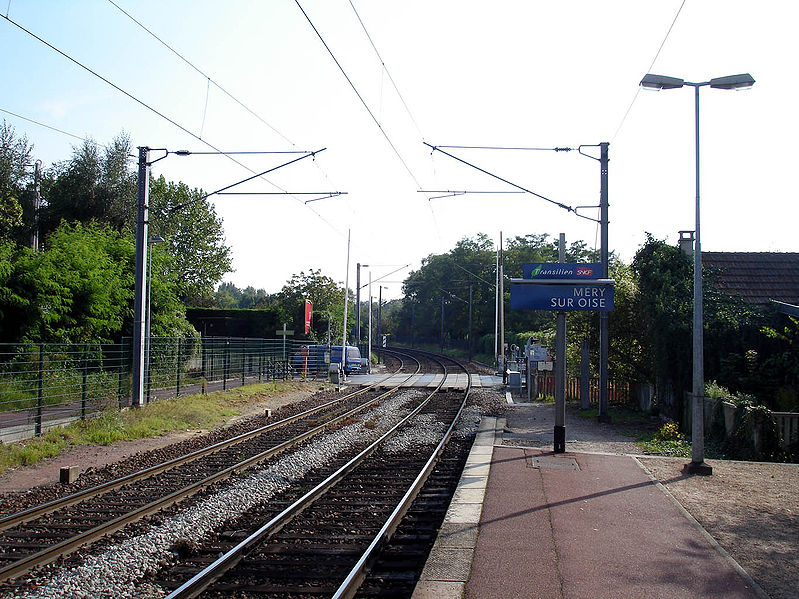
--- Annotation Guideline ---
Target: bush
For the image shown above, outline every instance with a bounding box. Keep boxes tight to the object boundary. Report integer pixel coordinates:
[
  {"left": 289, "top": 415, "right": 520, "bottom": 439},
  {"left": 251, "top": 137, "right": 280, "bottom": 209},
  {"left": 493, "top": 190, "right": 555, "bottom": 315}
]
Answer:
[{"left": 724, "top": 405, "right": 785, "bottom": 462}]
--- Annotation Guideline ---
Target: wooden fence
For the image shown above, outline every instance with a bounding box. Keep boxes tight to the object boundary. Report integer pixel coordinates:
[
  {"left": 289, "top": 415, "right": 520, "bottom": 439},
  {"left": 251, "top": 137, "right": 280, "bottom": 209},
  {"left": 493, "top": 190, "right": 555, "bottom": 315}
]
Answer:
[{"left": 533, "top": 372, "right": 630, "bottom": 404}]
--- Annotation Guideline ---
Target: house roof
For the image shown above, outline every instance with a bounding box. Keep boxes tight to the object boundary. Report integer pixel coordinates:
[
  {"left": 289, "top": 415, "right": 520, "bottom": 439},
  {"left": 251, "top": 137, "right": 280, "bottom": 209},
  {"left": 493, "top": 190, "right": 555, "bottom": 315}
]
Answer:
[{"left": 702, "top": 252, "right": 799, "bottom": 308}]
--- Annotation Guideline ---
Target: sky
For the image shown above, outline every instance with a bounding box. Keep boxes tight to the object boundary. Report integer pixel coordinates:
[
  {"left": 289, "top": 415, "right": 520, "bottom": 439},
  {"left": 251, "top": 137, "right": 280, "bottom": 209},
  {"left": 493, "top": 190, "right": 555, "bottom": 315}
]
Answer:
[{"left": 2, "top": 1, "right": 797, "bottom": 301}]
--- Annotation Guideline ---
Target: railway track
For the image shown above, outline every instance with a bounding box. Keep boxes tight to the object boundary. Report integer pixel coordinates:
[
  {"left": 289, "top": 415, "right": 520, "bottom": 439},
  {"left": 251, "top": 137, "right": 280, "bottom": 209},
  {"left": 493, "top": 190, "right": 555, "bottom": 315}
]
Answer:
[
  {"left": 158, "top": 350, "right": 472, "bottom": 599},
  {"left": 0, "top": 350, "right": 422, "bottom": 586},
  {"left": 2, "top": 349, "right": 486, "bottom": 599}
]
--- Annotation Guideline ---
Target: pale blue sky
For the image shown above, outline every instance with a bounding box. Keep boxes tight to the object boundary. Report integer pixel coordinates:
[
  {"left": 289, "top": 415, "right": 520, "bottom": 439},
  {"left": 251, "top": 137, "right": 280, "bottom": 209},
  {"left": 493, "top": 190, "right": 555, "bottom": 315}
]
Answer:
[{"left": 2, "top": 1, "right": 796, "bottom": 299}]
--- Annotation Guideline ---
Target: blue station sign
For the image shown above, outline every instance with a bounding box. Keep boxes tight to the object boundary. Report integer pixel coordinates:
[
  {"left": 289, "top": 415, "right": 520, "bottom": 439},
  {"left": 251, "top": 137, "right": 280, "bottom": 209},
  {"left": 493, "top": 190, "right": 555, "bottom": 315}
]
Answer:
[
  {"left": 510, "top": 281, "right": 614, "bottom": 311},
  {"left": 523, "top": 263, "right": 603, "bottom": 280}
]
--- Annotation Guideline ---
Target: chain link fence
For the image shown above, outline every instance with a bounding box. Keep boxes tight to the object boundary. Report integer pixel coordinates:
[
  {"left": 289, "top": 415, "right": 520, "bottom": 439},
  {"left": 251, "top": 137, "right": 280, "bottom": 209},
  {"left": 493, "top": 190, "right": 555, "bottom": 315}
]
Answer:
[{"left": 0, "top": 337, "right": 307, "bottom": 443}]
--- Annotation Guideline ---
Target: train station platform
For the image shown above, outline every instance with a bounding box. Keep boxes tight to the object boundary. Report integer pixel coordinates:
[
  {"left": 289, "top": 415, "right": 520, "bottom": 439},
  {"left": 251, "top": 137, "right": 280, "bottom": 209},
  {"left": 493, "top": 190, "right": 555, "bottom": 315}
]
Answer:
[
  {"left": 343, "top": 372, "right": 504, "bottom": 390},
  {"left": 412, "top": 416, "right": 767, "bottom": 599}
]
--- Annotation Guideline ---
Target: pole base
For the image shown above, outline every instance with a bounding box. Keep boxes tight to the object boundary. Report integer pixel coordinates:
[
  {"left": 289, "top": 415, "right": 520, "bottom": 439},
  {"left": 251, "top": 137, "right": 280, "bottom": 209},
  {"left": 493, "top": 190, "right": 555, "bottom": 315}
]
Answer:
[
  {"left": 597, "top": 412, "right": 612, "bottom": 424},
  {"left": 554, "top": 425, "right": 566, "bottom": 454},
  {"left": 682, "top": 461, "right": 713, "bottom": 476}
]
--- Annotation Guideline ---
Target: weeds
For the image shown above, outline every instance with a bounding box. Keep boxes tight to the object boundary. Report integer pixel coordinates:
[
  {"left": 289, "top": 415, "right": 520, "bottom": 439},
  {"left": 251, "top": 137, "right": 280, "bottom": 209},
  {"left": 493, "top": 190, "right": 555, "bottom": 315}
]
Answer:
[
  {"left": 0, "top": 381, "right": 301, "bottom": 475},
  {"left": 636, "top": 421, "right": 691, "bottom": 457}
]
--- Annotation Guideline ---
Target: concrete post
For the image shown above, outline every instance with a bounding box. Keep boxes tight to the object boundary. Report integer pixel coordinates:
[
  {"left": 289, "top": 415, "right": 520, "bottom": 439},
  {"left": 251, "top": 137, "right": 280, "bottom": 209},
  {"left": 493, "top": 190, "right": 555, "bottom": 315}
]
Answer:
[{"left": 131, "top": 147, "right": 150, "bottom": 407}]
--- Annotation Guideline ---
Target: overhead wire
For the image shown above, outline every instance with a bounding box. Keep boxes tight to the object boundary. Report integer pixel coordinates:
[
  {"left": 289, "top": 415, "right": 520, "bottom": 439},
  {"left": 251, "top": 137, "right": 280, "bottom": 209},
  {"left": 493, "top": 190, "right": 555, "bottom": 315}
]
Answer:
[
  {"left": 611, "top": 0, "right": 687, "bottom": 141},
  {"left": 294, "top": 0, "right": 442, "bottom": 242},
  {"left": 347, "top": 0, "right": 425, "bottom": 141},
  {"left": 0, "top": 10, "right": 349, "bottom": 239},
  {"left": 105, "top": 0, "right": 294, "bottom": 146},
  {"left": 1, "top": 106, "right": 88, "bottom": 143},
  {"left": 105, "top": 0, "right": 349, "bottom": 237},
  {"left": 435, "top": 145, "right": 575, "bottom": 152},
  {"left": 425, "top": 143, "right": 599, "bottom": 224},
  {"left": 294, "top": 1, "right": 421, "bottom": 189}
]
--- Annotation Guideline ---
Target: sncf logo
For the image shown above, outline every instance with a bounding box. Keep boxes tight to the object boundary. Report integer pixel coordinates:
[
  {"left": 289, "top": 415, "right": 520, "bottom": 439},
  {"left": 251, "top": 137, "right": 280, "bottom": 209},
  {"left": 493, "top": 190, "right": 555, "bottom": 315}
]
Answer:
[{"left": 576, "top": 267, "right": 594, "bottom": 277}]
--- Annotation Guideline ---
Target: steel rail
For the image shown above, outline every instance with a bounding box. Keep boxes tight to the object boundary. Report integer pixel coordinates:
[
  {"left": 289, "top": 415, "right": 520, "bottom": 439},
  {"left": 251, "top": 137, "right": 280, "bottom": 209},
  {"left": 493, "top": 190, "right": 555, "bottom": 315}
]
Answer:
[
  {"left": 164, "top": 351, "right": 450, "bottom": 599},
  {"left": 0, "top": 354, "right": 420, "bottom": 583},
  {"left": 0, "top": 354, "right": 411, "bottom": 532},
  {"left": 332, "top": 351, "right": 471, "bottom": 599}
]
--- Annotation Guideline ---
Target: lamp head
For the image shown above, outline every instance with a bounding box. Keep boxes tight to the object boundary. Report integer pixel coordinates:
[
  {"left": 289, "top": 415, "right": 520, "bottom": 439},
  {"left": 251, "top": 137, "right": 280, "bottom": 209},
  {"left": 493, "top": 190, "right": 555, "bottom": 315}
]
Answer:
[
  {"left": 148, "top": 236, "right": 165, "bottom": 244},
  {"left": 640, "top": 74, "right": 685, "bottom": 90},
  {"left": 709, "top": 73, "right": 755, "bottom": 90}
]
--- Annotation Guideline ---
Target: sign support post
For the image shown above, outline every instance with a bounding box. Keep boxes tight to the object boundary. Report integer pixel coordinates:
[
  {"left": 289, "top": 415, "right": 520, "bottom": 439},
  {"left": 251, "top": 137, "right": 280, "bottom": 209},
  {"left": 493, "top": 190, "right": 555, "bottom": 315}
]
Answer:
[
  {"left": 554, "top": 234, "right": 567, "bottom": 453},
  {"left": 510, "top": 256, "right": 615, "bottom": 455}
]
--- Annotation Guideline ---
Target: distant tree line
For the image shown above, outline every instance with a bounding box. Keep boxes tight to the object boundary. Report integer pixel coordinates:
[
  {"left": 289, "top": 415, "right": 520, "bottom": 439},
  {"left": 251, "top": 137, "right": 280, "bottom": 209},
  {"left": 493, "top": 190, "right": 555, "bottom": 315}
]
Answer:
[
  {"left": 384, "top": 232, "right": 799, "bottom": 415},
  {"left": 207, "top": 270, "right": 353, "bottom": 344}
]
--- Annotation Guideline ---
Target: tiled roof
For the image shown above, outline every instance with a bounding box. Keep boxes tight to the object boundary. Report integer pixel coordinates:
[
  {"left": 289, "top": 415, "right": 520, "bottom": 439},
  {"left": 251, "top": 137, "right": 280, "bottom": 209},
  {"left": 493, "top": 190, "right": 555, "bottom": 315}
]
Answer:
[{"left": 703, "top": 252, "right": 799, "bottom": 308}]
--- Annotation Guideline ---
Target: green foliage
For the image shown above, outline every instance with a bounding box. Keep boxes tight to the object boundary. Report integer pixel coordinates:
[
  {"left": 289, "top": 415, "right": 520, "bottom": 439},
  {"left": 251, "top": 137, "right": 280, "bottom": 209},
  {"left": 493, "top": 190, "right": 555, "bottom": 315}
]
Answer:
[
  {"left": 0, "top": 381, "right": 302, "bottom": 474},
  {"left": 148, "top": 175, "right": 232, "bottom": 306},
  {"left": 705, "top": 380, "right": 755, "bottom": 407},
  {"left": 0, "top": 222, "right": 134, "bottom": 343},
  {"left": 0, "top": 121, "right": 32, "bottom": 240},
  {"left": 636, "top": 421, "right": 691, "bottom": 457},
  {"left": 273, "top": 269, "right": 348, "bottom": 341},
  {"left": 39, "top": 134, "right": 137, "bottom": 236},
  {"left": 724, "top": 404, "right": 786, "bottom": 462},
  {"left": 212, "top": 282, "right": 271, "bottom": 310}
]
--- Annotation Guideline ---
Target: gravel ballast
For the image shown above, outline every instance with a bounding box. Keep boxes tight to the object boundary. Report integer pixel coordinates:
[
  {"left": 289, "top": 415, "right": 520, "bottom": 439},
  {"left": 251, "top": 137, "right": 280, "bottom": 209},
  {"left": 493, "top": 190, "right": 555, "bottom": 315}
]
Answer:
[{"left": 19, "top": 390, "right": 431, "bottom": 599}]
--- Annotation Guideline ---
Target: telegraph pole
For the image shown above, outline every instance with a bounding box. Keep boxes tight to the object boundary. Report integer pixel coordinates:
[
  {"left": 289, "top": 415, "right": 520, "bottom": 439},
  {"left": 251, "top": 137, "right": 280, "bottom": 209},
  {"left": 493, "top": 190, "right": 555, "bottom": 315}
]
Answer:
[
  {"left": 468, "top": 284, "right": 473, "bottom": 362},
  {"left": 356, "top": 263, "right": 364, "bottom": 344},
  {"left": 598, "top": 142, "right": 611, "bottom": 422},
  {"left": 341, "top": 229, "right": 350, "bottom": 363},
  {"left": 131, "top": 147, "right": 150, "bottom": 407}
]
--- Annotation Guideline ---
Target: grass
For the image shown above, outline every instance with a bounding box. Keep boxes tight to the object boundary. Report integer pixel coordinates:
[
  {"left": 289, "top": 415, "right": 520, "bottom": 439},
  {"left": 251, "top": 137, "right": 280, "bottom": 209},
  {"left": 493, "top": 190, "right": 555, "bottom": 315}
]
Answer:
[
  {"left": 572, "top": 404, "right": 695, "bottom": 457},
  {"left": 0, "top": 381, "right": 307, "bottom": 475}
]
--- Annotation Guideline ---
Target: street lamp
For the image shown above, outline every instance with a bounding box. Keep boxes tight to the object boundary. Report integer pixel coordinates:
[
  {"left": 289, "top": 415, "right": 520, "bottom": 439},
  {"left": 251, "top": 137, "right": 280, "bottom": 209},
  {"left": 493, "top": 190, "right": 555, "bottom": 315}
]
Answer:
[
  {"left": 145, "top": 235, "right": 165, "bottom": 403},
  {"left": 640, "top": 72, "right": 755, "bottom": 475}
]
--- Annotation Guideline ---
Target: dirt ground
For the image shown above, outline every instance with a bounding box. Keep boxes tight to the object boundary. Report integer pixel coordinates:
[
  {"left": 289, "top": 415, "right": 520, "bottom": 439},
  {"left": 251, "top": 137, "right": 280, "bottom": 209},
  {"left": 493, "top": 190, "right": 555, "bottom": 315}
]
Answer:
[
  {"left": 640, "top": 457, "right": 799, "bottom": 599},
  {"left": 0, "top": 384, "right": 319, "bottom": 494}
]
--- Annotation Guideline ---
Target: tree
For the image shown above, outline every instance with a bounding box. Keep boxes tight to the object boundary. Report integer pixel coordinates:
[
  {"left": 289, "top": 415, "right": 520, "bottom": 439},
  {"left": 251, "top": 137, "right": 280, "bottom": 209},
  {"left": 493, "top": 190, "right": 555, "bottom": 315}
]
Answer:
[
  {"left": 148, "top": 175, "right": 232, "bottom": 305},
  {"left": 39, "top": 133, "right": 137, "bottom": 236},
  {"left": 10, "top": 222, "right": 135, "bottom": 343},
  {"left": 0, "top": 121, "right": 33, "bottom": 240},
  {"left": 631, "top": 234, "right": 766, "bottom": 419},
  {"left": 274, "top": 270, "right": 348, "bottom": 341}
]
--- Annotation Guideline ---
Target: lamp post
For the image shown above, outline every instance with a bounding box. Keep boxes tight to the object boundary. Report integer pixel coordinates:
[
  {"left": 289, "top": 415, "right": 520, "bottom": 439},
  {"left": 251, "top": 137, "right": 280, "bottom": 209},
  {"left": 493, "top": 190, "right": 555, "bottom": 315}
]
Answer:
[
  {"left": 145, "top": 236, "right": 165, "bottom": 403},
  {"left": 640, "top": 72, "right": 755, "bottom": 475}
]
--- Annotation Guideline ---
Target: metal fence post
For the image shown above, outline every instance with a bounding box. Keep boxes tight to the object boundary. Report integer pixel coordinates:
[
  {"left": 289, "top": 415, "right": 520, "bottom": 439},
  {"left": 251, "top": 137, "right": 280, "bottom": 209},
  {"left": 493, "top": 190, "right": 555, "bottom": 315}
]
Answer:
[
  {"left": 223, "top": 339, "right": 229, "bottom": 391},
  {"left": 176, "top": 337, "right": 182, "bottom": 397},
  {"left": 146, "top": 337, "right": 152, "bottom": 404},
  {"left": 81, "top": 342, "right": 88, "bottom": 420},
  {"left": 201, "top": 338, "right": 207, "bottom": 394},
  {"left": 258, "top": 339, "right": 264, "bottom": 382},
  {"left": 241, "top": 339, "right": 246, "bottom": 387},
  {"left": 35, "top": 344, "right": 44, "bottom": 436},
  {"left": 117, "top": 350, "right": 125, "bottom": 410}
]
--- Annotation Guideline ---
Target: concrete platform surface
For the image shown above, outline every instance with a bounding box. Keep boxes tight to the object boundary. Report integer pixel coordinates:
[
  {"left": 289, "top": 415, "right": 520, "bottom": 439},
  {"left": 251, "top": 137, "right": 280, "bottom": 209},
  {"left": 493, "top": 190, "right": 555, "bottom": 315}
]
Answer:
[
  {"left": 464, "top": 446, "right": 764, "bottom": 599},
  {"left": 344, "top": 372, "right": 503, "bottom": 390}
]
